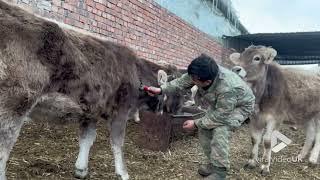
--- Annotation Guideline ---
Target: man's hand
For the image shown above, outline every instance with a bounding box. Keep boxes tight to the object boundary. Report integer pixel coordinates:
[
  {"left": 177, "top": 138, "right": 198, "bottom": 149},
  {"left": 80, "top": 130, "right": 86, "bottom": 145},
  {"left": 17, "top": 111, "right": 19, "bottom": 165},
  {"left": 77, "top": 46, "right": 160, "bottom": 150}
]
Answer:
[
  {"left": 183, "top": 120, "right": 196, "bottom": 131},
  {"left": 142, "top": 86, "right": 161, "bottom": 96}
]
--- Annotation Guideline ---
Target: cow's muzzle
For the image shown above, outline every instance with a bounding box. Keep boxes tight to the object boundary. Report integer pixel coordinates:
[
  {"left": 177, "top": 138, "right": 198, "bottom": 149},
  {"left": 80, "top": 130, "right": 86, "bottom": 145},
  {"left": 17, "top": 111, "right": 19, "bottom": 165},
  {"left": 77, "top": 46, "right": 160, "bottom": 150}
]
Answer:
[{"left": 232, "top": 66, "right": 247, "bottom": 79}]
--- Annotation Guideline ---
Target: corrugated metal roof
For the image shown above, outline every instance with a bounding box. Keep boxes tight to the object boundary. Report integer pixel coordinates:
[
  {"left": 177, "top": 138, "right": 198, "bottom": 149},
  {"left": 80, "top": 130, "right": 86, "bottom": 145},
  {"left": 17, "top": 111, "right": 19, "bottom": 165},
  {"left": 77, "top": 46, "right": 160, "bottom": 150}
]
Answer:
[{"left": 223, "top": 31, "right": 320, "bottom": 65}]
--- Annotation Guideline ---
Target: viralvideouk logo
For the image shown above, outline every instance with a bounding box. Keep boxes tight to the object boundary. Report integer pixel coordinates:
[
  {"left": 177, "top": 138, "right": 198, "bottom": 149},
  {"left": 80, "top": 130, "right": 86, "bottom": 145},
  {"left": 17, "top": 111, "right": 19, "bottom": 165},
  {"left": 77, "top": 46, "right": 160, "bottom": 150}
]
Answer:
[{"left": 271, "top": 130, "right": 292, "bottom": 153}]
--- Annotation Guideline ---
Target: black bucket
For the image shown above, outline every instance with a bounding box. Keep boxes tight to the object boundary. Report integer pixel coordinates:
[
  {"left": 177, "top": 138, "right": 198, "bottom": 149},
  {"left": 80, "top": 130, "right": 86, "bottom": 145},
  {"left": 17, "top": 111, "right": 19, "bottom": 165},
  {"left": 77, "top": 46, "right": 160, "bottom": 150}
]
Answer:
[
  {"left": 170, "top": 107, "right": 205, "bottom": 140},
  {"left": 134, "top": 107, "right": 205, "bottom": 152}
]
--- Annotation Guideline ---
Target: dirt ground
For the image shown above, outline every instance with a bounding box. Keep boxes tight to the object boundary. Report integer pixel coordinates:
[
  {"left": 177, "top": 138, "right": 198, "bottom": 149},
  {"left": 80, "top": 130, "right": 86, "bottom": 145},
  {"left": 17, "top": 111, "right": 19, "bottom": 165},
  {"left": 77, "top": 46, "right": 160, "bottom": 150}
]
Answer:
[{"left": 6, "top": 119, "right": 320, "bottom": 180}]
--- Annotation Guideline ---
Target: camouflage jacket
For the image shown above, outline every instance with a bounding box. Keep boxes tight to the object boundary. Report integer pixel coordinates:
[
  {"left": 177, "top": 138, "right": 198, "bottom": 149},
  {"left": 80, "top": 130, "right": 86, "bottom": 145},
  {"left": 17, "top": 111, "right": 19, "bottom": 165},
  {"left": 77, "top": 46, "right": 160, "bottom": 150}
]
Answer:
[{"left": 160, "top": 66, "right": 255, "bottom": 129}]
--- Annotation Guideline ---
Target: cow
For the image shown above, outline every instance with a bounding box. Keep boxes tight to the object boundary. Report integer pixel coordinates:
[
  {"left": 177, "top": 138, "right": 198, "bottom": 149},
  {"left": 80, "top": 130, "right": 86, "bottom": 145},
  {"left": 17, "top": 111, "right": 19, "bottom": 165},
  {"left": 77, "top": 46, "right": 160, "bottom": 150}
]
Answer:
[
  {"left": 0, "top": 1, "right": 183, "bottom": 180},
  {"left": 230, "top": 45, "right": 320, "bottom": 176},
  {"left": 131, "top": 60, "right": 183, "bottom": 122}
]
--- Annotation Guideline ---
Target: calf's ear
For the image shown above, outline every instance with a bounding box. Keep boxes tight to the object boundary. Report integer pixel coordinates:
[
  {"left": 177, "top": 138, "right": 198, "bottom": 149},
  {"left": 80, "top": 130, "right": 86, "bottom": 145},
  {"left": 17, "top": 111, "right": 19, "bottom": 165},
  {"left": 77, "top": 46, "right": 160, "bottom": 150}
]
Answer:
[
  {"left": 157, "top": 70, "right": 168, "bottom": 85},
  {"left": 264, "top": 47, "right": 277, "bottom": 64},
  {"left": 229, "top": 53, "right": 241, "bottom": 65}
]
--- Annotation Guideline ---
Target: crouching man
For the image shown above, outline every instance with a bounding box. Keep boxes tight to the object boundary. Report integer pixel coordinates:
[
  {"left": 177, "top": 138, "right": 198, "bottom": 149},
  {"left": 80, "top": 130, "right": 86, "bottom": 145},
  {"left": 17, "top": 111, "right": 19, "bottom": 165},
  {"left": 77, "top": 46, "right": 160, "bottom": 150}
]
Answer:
[{"left": 146, "top": 54, "right": 255, "bottom": 179}]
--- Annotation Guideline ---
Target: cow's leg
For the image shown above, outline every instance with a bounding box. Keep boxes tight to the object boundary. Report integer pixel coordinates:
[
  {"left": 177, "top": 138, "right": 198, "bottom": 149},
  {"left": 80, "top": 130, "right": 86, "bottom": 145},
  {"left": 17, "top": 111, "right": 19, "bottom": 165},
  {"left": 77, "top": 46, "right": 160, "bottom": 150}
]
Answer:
[
  {"left": 308, "top": 118, "right": 320, "bottom": 165},
  {"left": 260, "top": 116, "right": 276, "bottom": 176},
  {"left": 298, "top": 120, "right": 316, "bottom": 161},
  {"left": 133, "top": 109, "right": 140, "bottom": 123},
  {"left": 110, "top": 109, "right": 130, "bottom": 180},
  {"left": 74, "top": 121, "right": 97, "bottom": 179},
  {"left": 244, "top": 125, "right": 263, "bottom": 169},
  {"left": 0, "top": 111, "right": 24, "bottom": 180}
]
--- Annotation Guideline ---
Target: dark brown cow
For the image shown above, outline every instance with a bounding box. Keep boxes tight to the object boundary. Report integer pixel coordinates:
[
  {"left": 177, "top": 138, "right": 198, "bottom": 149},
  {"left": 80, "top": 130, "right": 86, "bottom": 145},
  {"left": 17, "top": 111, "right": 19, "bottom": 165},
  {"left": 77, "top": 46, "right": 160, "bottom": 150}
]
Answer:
[
  {"left": 131, "top": 59, "right": 184, "bottom": 122},
  {"left": 0, "top": 1, "right": 182, "bottom": 179},
  {"left": 230, "top": 45, "right": 320, "bottom": 176}
]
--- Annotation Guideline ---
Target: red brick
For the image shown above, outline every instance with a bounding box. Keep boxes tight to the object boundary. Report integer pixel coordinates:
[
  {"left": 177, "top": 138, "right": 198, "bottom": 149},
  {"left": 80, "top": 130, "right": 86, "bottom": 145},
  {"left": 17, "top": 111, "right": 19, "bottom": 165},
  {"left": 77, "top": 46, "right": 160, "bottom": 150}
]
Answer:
[
  {"left": 97, "top": 22, "right": 107, "bottom": 30},
  {"left": 95, "top": 3, "right": 106, "bottom": 11},
  {"left": 108, "top": 26, "right": 115, "bottom": 33},
  {"left": 79, "top": 16, "right": 90, "bottom": 24},
  {"left": 51, "top": 5, "right": 59, "bottom": 12},
  {"left": 99, "top": 29, "right": 109, "bottom": 36},
  {"left": 99, "top": 0, "right": 107, "bottom": 5},
  {"left": 106, "top": 2, "right": 114, "bottom": 8},
  {"left": 64, "top": 18, "right": 76, "bottom": 26},
  {"left": 75, "top": 21, "right": 84, "bottom": 28},
  {"left": 91, "top": 20, "right": 98, "bottom": 26},
  {"left": 94, "top": 15, "right": 104, "bottom": 22},
  {"left": 52, "top": 0, "right": 62, "bottom": 6},
  {"left": 57, "top": 7, "right": 65, "bottom": 15},
  {"left": 88, "top": 12, "right": 95, "bottom": 19},
  {"left": 66, "top": 0, "right": 78, "bottom": 6},
  {"left": 68, "top": 12, "right": 80, "bottom": 20},
  {"left": 106, "top": 14, "right": 116, "bottom": 22},
  {"left": 62, "top": 3, "right": 75, "bottom": 12},
  {"left": 87, "top": 6, "right": 93, "bottom": 12},
  {"left": 86, "top": 0, "right": 95, "bottom": 7},
  {"left": 16, "top": 0, "right": 226, "bottom": 67}
]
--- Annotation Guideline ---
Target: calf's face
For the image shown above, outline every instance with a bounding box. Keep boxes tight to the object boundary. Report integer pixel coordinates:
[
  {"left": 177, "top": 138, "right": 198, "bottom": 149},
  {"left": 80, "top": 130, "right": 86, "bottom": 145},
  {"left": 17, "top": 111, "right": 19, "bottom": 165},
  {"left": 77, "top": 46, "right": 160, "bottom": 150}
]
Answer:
[
  {"left": 139, "top": 69, "right": 183, "bottom": 115},
  {"left": 230, "top": 46, "right": 277, "bottom": 83}
]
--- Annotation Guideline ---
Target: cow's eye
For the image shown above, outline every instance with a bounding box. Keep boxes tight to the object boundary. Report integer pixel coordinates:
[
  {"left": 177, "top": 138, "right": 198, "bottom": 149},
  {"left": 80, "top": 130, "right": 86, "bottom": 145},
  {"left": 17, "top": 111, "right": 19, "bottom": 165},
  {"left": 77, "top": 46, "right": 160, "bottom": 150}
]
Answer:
[{"left": 253, "top": 55, "right": 261, "bottom": 61}]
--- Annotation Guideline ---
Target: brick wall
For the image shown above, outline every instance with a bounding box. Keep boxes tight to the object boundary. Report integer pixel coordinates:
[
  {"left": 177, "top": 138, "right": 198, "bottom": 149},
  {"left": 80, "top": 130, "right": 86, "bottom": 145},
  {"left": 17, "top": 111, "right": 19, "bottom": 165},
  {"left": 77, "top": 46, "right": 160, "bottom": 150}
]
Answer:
[{"left": 9, "top": 0, "right": 232, "bottom": 69}]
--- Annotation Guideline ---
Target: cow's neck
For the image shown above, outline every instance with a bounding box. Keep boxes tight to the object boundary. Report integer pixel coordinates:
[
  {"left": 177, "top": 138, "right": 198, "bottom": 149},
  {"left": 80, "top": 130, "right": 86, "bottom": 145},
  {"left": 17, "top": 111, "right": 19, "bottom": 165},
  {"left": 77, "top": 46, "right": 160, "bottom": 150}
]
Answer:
[
  {"left": 249, "top": 66, "right": 268, "bottom": 105},
  {"left": 258, "top": 63, "right": 288, "bottom": 112}
]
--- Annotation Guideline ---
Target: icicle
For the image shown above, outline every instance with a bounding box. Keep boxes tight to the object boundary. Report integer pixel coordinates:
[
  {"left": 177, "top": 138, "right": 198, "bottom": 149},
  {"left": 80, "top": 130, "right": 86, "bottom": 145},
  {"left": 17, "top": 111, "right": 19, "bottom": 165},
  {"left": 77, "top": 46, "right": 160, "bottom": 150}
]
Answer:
[{"left": 212, "top": 0, "right": 215, "bottom": 10}]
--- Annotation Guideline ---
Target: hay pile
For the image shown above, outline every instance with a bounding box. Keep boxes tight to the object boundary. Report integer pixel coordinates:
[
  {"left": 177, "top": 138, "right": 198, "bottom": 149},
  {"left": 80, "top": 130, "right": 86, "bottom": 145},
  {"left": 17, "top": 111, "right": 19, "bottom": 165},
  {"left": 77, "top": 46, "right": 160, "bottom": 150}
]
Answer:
[{"left": 7, "top": 120, "right": 320, "bottom": 179}]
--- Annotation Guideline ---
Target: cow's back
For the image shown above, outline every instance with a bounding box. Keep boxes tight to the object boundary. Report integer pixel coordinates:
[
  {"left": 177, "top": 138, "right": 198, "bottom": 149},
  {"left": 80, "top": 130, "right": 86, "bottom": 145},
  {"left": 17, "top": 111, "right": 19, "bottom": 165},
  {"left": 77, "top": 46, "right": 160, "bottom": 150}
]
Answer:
[
  {"left": 0, "top": 0, "right": 140, "bottom": 117},
  {"left": 262, "top": 63, "right": 320, "bottom": 124},
  {"left": 281, "top": 68, "right": 320, "bottom": 121}
]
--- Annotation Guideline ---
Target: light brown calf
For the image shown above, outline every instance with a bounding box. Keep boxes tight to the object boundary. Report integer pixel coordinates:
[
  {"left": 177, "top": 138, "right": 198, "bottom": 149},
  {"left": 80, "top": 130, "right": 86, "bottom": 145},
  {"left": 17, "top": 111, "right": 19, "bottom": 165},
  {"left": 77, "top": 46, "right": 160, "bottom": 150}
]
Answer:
[{"left": 230, "top": 45, "right": 320, "bottom": 175}]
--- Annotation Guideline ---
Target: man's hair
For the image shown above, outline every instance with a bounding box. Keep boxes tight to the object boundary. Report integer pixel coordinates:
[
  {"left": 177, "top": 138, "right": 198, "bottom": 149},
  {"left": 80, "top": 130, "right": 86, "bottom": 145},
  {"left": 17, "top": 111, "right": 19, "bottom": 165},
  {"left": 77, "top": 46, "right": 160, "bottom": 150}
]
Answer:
[{"left": 187, "top": 54, "right": 219, "bottom": 81}]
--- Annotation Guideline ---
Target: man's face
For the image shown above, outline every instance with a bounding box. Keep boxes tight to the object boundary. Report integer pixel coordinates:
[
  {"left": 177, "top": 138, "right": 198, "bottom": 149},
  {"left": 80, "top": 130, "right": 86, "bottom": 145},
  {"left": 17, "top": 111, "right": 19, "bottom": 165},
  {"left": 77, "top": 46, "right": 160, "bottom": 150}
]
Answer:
[{"left": 191, "top": 75, "right": 212, "bottom": 88}]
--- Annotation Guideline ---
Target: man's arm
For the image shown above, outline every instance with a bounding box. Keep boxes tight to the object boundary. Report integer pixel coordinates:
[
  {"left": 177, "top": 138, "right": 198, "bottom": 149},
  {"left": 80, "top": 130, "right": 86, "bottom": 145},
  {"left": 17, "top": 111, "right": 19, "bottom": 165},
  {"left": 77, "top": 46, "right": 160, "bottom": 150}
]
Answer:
[
  {"left": 194, "top": 90, "right": 237, "bottom": 129},
  {"left": 160, "top": 73, "right": 194, "bottom": 94}
]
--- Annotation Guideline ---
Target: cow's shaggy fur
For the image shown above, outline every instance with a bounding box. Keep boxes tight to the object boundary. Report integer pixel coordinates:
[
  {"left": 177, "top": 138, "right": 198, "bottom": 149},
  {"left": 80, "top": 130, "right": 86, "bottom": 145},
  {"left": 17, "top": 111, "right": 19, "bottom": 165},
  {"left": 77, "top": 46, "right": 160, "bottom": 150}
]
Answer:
[{"left": 0, "top": 1, "right": 181, "bottom": 179}]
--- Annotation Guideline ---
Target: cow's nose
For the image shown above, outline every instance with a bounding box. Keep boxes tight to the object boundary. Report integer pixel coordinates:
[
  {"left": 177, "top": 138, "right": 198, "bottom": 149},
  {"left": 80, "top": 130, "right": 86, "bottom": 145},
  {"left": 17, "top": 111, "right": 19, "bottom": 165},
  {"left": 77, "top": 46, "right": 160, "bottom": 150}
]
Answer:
[
  {"left": 232, "top": 66, "right": 247, "bottom": 78},
  {"left": 232, "top": 66, "right": 242, "bottom": 73}
]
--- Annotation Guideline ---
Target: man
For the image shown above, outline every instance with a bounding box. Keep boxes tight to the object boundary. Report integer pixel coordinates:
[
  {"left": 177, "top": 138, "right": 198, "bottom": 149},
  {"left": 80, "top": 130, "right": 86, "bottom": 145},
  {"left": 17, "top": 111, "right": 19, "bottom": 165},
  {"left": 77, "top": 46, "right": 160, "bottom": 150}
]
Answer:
[{"left": 147, "top": 54, "right": 255, "bottom": 179}]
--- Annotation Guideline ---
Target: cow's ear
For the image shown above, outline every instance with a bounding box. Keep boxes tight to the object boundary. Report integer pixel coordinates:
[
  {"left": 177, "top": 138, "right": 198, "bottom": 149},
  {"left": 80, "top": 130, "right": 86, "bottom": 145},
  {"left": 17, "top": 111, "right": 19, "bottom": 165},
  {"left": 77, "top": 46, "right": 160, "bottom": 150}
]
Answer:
[
  {"left": 229, "top": 53, "right": 241, "bottom": 65},
  {"left": 264, "top": 47, "right": 277, "bottom": 64},
  {"left": 157, "top": 70, "right": 168, "bottom": 85}
]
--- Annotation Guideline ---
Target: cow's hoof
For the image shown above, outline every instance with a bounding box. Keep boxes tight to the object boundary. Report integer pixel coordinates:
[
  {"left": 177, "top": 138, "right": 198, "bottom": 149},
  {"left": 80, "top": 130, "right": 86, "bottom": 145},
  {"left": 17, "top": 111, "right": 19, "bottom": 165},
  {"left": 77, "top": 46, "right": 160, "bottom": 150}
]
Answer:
[
  {"left": 116, "top": 173, "right": 129, "bottom": 180},
  {"left": 243, "top": 160, "right": 257, "bottom": 170},
  {"left": 260, "top": 166, "right": 270, "bottom": 176},
  {"left": 116, "top": 174, "right": 122, "bottom": 180},
  {"left": 308, "top": 156, "right": 319, "bottom": 167},
  {"left": 74, "top": 168, "right": 88, "bottom": 179},
  {"left": 308, "top": 161, "right": 318, "bottom": 168}
]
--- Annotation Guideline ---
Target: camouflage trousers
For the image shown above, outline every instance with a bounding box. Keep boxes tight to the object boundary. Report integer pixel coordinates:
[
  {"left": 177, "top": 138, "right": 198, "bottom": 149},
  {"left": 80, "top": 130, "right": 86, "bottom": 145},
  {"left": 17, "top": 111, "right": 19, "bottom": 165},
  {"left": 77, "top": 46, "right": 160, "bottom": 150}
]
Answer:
[
  {"left": 197, "top": 107, "right": 251, "bottom": 169},
  {"left": 198, "top": 125, "right": 232, "bottom": 170}
]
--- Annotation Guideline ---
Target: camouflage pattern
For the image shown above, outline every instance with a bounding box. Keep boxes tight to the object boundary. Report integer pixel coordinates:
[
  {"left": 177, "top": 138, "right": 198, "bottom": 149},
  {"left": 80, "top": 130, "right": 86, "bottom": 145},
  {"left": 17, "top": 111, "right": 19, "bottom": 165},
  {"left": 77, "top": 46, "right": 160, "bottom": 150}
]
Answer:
[
  {"left": 199, "top": 126, "right": 232, "bottom": 169},
  {"left": 161, "top": 65, "right": 255, "bottom": 129},
  {"left": 161, "top": 65, "right": 255, "bottom": 169}
]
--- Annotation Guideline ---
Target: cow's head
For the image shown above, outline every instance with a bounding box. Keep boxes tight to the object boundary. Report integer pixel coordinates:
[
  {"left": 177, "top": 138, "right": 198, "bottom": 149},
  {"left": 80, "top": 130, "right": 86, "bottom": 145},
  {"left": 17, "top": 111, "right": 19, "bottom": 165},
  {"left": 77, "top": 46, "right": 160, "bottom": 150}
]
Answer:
[
  {"left": 136, "top": 59, "right": 184, "bottom": 115},
  {"left": 230, "top": 45, "right": 277, "bottom": 84}
]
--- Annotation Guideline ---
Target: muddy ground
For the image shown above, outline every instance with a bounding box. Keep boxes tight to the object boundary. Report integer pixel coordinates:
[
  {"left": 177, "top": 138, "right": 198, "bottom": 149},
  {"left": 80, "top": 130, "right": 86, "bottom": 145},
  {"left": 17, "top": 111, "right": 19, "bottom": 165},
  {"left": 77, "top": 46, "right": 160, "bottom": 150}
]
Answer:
[{"left": 6, "top": 119, "right": 320, "bottom": 180}]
